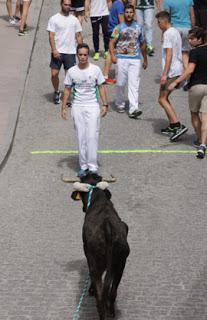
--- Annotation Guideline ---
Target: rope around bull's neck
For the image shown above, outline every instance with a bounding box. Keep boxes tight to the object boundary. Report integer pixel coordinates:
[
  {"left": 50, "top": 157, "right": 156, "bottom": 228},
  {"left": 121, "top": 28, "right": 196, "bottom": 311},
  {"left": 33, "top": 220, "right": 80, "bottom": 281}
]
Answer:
[{"left": 71, "top": 185, "right": 96, "bottom": 320}]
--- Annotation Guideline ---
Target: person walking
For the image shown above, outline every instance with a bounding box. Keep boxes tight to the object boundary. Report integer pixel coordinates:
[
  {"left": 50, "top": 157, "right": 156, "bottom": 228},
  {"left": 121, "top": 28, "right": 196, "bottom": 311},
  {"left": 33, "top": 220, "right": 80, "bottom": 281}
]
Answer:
[
  {"left": 156, "top": 11, "right": 188, "bottom": 141},
  {"left": 18, "top": 0, "right": 32, "bottom": 35},
  {"left": 103, "top": 0, "right": 127, "bottom": 84},
  {"left": 168, "top": 27, "right": 207, "bottom": 158},
  {"left": 6, "top": 0, "right": 20, "bottom": 24},
  {"left": 71, "top": 0, "right": 85, "bottom": 25},
  {"left": 47, "top": 0, "right": 83, "bottom": 104},
  {"left": 109, "top": 4, "right": 148, "bottom": 117},
  {"left": 132, "top": 0, "right": 161, "bottom": 56},
  {"left": 61, "top": 43, "right": 108, "bottom": 177},
  {"left": 194, "top": 0, "right": 207, "bottom": 30},
  {"left": 85, "top": 0, "right": 111, "bottom": 61},
  {"left": 163, "top": 0, "right": 195, "bottom": 69}
]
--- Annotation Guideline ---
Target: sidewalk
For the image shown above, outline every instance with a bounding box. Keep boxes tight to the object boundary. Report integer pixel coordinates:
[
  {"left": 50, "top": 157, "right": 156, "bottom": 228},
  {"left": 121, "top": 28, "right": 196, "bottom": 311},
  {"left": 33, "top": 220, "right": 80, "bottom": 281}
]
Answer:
[{"left": 0, "top": 0, "right": 44, "bottom": 171}]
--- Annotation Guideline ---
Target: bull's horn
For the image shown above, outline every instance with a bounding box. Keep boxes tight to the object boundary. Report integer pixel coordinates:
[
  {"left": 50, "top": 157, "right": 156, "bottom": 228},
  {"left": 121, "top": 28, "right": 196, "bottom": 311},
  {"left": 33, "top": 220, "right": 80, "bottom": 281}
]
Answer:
[
  {"left": 96, "top": 181, "right": 109, "bottom": 190},
  {"left": 73, "top": 182, "right": 91, "bottom": 192},
  {"left": 102, "top": 175, "right": 117, "bottom": 183},
  {"left": 61, "top": 174, "right": 80, "bottom": 183}
]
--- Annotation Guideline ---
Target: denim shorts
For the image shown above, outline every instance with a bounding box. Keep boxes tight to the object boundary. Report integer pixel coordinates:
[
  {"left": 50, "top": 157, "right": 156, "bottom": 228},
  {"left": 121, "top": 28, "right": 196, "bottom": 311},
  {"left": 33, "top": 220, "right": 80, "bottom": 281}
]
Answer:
[{"left": 50, "top": 53, "right": 76, "bottom": 71}]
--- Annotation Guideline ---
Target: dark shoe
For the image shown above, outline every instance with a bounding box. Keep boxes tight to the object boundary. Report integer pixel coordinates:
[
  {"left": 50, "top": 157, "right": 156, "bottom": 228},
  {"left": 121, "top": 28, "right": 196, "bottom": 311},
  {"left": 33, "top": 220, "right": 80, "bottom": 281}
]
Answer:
[
  {"left": 147, "top": 45, "right": 155, "bottom": 56},
  {"left": 170, "top": 124, "right": 188, "bottom": 141},
  {"left": 53, "top": 91, "right": 61, "bottom": 104},
  {"left": 161, "top": 126, "right": 175, "bottom": 135},
  {"left": 196, "top": 145, "right": 206, "bottom": 159},
  {"left": 193, "top": 139, "right": 201, "bottom": 148},
  {"left": 128, "top": 109, "right": 142, "bottom": 119},
  {"left": 77, "top": 169, "right": 88, "bottom": 178},
  {"left": 18, "top": 29, "right": 28, "bottom": 36}
]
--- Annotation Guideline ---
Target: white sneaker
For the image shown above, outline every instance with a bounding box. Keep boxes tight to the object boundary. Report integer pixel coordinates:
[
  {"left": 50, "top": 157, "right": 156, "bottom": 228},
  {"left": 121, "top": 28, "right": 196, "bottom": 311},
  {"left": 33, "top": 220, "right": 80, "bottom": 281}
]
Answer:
[
  {"left": 9, "top": 17, "right": 17, "bottom": 25},
  {"left": 116, "top": 104, "right": 125, "bottom": 113}
]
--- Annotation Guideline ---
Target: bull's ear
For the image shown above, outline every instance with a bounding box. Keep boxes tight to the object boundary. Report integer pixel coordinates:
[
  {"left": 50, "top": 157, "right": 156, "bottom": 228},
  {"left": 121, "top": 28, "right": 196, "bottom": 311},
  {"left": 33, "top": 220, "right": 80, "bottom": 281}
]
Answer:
[
  {"left": 104, "top": 189, "right": 112, "bottom": 200},
  {"left": 71, "top": 191, "right": 82, "bottom": 201}
]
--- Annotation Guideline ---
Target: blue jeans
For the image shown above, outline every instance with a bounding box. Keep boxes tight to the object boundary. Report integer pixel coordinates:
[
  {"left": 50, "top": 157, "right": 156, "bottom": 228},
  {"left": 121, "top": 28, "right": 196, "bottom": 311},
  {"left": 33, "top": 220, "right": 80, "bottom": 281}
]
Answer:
[{"left": 136, "top": 8, "right": 154, "bottom": 46}]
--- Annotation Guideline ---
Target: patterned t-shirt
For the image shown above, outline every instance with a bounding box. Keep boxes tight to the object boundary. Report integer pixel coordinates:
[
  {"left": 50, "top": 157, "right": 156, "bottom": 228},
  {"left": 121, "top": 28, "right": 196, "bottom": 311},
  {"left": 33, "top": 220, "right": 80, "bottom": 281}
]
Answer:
[
  {"left": 111, "top": 21, "right": 145, "bottom": 59},
  {"left": 136, "top": 0, "right": 155, "bottom": 9}
]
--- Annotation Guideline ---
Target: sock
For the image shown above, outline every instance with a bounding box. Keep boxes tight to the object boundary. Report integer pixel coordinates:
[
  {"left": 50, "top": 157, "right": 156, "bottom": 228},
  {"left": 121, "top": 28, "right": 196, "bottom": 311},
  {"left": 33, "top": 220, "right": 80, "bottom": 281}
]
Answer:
[{"left": 170, "top": 122, "right": 180, "bottom": 129}]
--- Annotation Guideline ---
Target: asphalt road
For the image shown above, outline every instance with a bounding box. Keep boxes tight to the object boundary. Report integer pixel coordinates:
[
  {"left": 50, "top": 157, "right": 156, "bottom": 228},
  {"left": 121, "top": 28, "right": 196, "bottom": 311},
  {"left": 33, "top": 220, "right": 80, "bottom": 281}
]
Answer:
[{"left": 1, "top": 1, "right": 207, "bottom": 320}]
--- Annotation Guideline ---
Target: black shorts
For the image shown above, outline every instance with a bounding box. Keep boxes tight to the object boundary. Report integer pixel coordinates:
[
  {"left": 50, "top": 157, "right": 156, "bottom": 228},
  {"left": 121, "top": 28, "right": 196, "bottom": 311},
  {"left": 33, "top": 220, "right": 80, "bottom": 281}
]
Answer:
[
  {"left": 50, "top": 53, "right": 76, "bottom": 71},
  {"left": 71, "top": 0, "right": 84, "bottom": 11}
]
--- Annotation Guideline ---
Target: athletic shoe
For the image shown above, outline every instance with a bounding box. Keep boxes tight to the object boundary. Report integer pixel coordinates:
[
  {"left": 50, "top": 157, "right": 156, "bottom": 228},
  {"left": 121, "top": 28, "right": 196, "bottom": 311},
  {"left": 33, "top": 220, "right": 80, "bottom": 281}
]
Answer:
[
  {"left": 93, "top": 52, "right": 100, "bottom": 61},
  {"left": 53, "top": 91, "right": 61, "bottom": 104},
  {"left": 104, "top": 77, "right": 116, "bottom": 85},
  {"left": 18, "top": 29, "right": 28, "bottom": 36},
  {"left": 77, "top": 169, "right": 88, "bottom": 178},
  {"left": 196, "top": 145, "right": 206, "bottom": 159},
  {"left": 170, "top": 124, "right": 188, "bottom": 141},
  {"left": 14, "top": 16, "right": 21, "bottom": 21},
  {"left": 147, "top": 45, "right": 155, "bottom": 56},
  {"left": 116, "top": 104, "right": 125, "bottom": 113},
  {"left": 104, "top": 51, "right": 109, "bottom": 59},
  {"left": 9, "top": 17, "right": 17, "bottom": 25},
  {"left": 128, "top": 109, "right": 142, "bottom": 119},
  {"left": 161, "top": 126, "right": 175, "bottom": 135}
]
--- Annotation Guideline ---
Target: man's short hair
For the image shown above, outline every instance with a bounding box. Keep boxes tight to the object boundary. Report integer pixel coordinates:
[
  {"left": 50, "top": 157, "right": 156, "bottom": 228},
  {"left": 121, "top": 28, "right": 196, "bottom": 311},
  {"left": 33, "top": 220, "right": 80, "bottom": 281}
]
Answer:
[
  {"left": 155, "top": 11, "right": 171, "bottom": 22},
  {"left": 77, "top": 43, "right": 90, "bottom": 54},
  {"left": 124, "top": 4, "right": 135, "bottom": 12},
  {"left": 189, "top": 27, "right": 207, "bottom": 43}
]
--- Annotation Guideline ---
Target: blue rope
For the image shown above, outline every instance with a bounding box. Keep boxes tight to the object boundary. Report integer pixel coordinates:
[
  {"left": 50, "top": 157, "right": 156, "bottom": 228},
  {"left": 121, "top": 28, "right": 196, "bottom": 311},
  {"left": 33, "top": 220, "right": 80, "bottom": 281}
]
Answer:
[
  {"left": 71, "top": 274, "right": 91, "bottom": 320},
  {"left": 71, "top": 185, "right": 96, "bottom": 320},
  {"left": 87, "top": 185, "right": 96, "bottom": 209}
]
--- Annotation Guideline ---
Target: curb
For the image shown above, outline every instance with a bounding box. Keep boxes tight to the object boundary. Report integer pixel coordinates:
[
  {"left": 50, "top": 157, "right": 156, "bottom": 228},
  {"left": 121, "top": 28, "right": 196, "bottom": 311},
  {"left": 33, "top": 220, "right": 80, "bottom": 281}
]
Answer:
[{"left": 0, "top": 0, "right": 45, "bottom": 172}]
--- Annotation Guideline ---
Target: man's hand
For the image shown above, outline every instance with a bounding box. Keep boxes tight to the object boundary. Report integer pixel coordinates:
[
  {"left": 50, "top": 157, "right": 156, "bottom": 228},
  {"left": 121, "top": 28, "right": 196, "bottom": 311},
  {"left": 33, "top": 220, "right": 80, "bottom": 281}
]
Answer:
[
  {"left": 101, "top": 106, "right": 108, "bottom": 117},
  {"left": 143, "top": 59, "right": 148, "bottom": 70},
  {"left": 61, "top": 105, "right": 68, "bottom": 120},
  {"left": 160, "top": 74, "right": 167, "bottom": 85},
  {"left": 111, "top": 55, "right": 117, "bottom": 64},
  {"left": 53, "top": 49, "right": 61, "bottom": 59}
]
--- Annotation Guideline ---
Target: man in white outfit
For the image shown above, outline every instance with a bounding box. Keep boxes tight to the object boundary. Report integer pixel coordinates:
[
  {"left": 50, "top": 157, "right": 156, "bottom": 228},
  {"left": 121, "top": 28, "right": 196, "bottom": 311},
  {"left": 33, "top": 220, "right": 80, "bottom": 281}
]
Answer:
[
  {"left": 61, "top": 43, "right": 108, "bottom": 177},
  {"left": 109, "top": 4, "right": 148, "bottom": 118}
]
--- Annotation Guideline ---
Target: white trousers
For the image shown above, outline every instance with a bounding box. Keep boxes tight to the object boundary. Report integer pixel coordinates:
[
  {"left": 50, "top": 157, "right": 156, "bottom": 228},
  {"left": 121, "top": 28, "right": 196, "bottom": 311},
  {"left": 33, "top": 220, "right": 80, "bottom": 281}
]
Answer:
[
  {"left": 72, "top": 105, "right": 100, "bottom": 171},
  {"left": 116, "top": 58, "right": 141, "bottom": 114}
]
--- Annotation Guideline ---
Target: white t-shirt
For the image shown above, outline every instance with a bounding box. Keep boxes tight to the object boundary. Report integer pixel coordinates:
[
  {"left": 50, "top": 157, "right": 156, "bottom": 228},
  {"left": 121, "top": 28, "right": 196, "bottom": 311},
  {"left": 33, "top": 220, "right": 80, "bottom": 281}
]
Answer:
[
  {"left": 64, "top": 63, "right": 105, "bottom": 107},
  {"left": 162, "top": 27, "right": 183, "bottom": 78},
  {"left": 90, "top": 0, "right": 109, "bottom": 17},
  {"left": 47, "top": 13, "right": 82, "bottom": 54}
]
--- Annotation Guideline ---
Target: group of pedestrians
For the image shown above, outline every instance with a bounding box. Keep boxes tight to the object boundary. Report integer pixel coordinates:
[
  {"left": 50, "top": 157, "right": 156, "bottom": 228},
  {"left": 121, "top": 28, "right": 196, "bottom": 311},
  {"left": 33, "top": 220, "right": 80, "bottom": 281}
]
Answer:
[
  {"left": 5, "top": 0, "right": 206, "bottom": 177},
  {"left": 46, "top": 0, "right": 207, "bottom": 177},
  {"left": 5, "top": 0, "right": 32, "bottom": 35}
]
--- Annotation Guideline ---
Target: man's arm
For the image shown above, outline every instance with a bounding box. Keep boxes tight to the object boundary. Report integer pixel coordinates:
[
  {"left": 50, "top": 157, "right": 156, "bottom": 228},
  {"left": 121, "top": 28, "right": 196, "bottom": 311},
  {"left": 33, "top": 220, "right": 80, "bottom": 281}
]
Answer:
[
  {"left": 161, "top": 47, "right": 172, "bottom": 84},
  {"left": 168, "top": 63, "right": 196, "bottom": 91},
  {"left": 48, "top": 31, "right": 60, "bottom": 59},
  {"left": 84, "top": 0, "right": 90, "bottom": 18},
  {"left": 61, "top": 87, "right": 71, "bottom": 120},
  {"left": 109, "top": 38, "right": 117, "bottom": 64},
  {"left": 76, "top": 32, "right": 83, "bottom": 45},
  {"left": 140, "top": 41, "right": 148, "bottom": 69},
  {"left": 129, "top": 0, "right": 136, "bottom": 7},
  {"left": 98, "top": 84, "right": 108, "bottom": 117},
  {"left": 190, "top": 5, "right": 196, "bottom": 27}
]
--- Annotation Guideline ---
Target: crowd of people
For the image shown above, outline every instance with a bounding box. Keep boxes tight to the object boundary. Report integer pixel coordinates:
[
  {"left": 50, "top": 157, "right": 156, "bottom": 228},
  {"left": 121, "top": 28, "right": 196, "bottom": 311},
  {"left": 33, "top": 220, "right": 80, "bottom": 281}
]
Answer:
[{"left": 5, "top": 0, "right": 207, "bottom": 174}]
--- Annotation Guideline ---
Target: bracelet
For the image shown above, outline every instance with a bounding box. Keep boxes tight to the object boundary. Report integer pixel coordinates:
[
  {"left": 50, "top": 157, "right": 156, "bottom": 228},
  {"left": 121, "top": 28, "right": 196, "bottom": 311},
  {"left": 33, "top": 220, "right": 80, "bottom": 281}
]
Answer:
[{"left": 103, "top": 104, "right": 108, "bottom": 107}]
